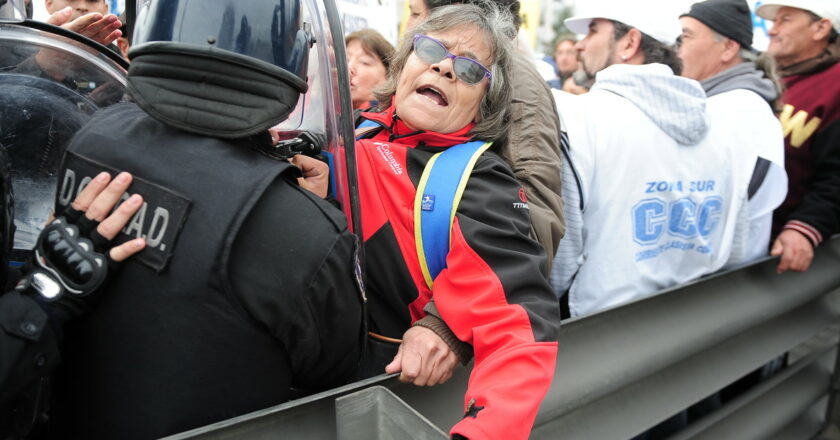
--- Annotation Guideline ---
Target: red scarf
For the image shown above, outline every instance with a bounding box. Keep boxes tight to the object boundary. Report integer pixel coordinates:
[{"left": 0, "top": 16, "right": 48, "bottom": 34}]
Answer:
[{"left": 360, "top": 104, "right": 475, "bottom": 148}]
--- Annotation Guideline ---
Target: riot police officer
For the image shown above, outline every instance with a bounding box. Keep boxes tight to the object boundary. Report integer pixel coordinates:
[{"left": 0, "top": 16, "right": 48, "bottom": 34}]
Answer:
[
  {"left": 0, "top": 6, "right": 144, "bottom": 435},
  {"left": 1, "top": 171, "right": 146, "bottom": 437},
  {"left": 43, "top": 0, "right": 364, "bottom": 438}
]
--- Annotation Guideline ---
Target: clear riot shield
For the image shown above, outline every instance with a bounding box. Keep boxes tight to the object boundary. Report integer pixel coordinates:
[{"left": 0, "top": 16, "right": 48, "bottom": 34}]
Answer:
[
  {"left": 270, "top": 0, "right": 362, "bottom": 240},
  {"left": 0, "top": 21, "right": 127, "bottom": 256}
]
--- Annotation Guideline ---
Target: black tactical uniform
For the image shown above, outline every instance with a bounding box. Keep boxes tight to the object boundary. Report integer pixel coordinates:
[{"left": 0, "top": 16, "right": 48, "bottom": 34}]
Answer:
[
  {"left": 40, "top": 0, "right": 365, "bottom": 437},
  {"left": 0, "top": 2, "right": 54, "bottom": 403},
  {"left": 0, "top": 292, "right": 61, "bottom": 439},
  {"left": 0, "top": 145, "right": 52, "bottom": 408},
  {"left": 0, "top": 132, "right": 112, "bottom": 438},
  {"left": 0, "top": 293, "right": 59, "bottom": 405},
  {"left": 45, "top": 103, "right": 363, "bottom": 439}
]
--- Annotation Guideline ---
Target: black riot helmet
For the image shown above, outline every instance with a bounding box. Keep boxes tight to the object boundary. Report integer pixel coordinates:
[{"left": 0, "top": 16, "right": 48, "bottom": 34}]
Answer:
[
  {"left": 133, "top": 0, "right": 312, "bottom": 80},
  {"left": 128, "top": 0, "right": 314, "bottom": 138}
]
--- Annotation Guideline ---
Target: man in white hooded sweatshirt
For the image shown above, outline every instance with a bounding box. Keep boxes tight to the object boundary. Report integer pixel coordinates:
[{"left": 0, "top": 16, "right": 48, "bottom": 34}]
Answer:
[{"left": 551, "top": 5, "right": 780, "bottom": 319}]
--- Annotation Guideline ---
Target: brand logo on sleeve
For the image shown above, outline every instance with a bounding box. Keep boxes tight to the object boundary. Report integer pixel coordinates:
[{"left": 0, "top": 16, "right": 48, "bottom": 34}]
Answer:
[
  {"left": 513, "top": 187, "right": 529, "bottom": 209},
  {"left": 421, "top": 194, "right": 435, "bottom": 211},
  {"left": 374, "top": 142, "right": 404, "bottom": 175}
]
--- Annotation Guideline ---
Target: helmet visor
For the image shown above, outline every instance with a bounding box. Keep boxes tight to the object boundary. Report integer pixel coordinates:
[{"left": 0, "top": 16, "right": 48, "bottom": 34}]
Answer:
[{"left": 133, "top": 0, "right": 310, "bottom": 78}]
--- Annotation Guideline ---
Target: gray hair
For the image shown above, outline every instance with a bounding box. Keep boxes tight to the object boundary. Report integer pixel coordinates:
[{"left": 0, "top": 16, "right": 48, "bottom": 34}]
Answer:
[
  {"left": 710, "top": 30, "right": 756, "bottom": 62},
  {"left": 373, "top": 3, "right": 515, "bottom": 143}
]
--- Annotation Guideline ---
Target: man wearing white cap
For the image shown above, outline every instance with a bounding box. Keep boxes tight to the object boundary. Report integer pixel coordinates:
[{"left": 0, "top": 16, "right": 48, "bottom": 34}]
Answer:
[
  {"left": 551, "top": 5, "right": 766, "bottom": 324},
  {"left": 757, "top": 1, "right": 840, "bottom": 273}
]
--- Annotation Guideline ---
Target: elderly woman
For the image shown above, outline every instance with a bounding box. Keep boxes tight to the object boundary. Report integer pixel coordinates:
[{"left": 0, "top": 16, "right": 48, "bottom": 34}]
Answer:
[
  {"left": 404, "top": 0, "right": 566, "bottom": 273},
  {"left": 338, "top": 4, "right": 561, "bottom": 440},
  {"left": 345, "top": 29, "right": 394, "bottom": 109},
  {"left": 46, "top": 2, "right": 558, "bottom": 438}
]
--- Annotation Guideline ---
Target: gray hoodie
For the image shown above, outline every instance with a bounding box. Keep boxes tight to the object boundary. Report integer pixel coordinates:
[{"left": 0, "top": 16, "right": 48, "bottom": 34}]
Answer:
[
  {"left": 700, "top": 61, "right": 778, "bottom": 104},
  {"left": 591, "top": 63, "right": 708, "bottom": 145}
]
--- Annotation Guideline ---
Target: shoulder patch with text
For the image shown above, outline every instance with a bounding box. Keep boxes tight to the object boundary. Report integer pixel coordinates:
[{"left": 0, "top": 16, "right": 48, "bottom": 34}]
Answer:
[{"left": 56, "top": 151, "right": 192, "bottom": 272}]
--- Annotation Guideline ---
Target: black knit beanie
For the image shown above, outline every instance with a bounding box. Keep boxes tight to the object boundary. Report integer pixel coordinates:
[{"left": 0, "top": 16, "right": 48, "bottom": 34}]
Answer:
[{"left": 681, "top": 0, "right": 753, "bottom": 49}]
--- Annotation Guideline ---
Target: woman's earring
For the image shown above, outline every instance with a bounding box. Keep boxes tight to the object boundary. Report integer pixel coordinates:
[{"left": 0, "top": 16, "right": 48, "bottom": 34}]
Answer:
[{"left": 620, "top": 55, "right": 628, "bottom": 61}]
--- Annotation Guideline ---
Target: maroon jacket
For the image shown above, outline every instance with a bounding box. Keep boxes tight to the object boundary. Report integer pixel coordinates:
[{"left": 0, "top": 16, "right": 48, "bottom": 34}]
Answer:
[{"left": 773, "top": 60, "right": 840, "bottom": 245}]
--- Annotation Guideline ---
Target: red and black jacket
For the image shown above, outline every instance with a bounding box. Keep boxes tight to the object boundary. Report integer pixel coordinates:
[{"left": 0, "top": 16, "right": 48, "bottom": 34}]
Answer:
[
  {"left": 773, "top": 60, "right": 840, "bottom": 245},
  {"left": 357, "top": 106, "right": 561, "bottom": 440}
]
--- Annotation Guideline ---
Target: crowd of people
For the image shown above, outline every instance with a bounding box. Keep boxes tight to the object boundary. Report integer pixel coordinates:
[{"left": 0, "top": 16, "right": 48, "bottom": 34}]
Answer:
[{"left": 0, "top": 0, "right": 839, "bottom": 439}]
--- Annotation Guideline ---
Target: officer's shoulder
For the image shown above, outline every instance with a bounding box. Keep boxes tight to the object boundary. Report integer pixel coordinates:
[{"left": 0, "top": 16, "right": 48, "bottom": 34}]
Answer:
[
  {"left": 91, "top": 101, "right": 143, "bottom": 119},
  {"left": 268, "top": 175, "right": 350, "bottom": 233},
  {"left": 66, "top": 102, "right": 144, "bottom": 148},
  {"left": 81, "top": 102, "right": 148, "bottom": 131}
]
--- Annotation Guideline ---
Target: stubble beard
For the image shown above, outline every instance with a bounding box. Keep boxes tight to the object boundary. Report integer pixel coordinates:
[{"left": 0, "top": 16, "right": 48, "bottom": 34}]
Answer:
[{"left": 581, "top": 37, "right": 621, "bottom": 77}]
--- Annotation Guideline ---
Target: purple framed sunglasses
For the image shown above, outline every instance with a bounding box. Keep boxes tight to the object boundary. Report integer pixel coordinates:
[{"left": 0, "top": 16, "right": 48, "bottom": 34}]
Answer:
[{"left": 412, "top": 34, "right": 492, "bottom": 85}]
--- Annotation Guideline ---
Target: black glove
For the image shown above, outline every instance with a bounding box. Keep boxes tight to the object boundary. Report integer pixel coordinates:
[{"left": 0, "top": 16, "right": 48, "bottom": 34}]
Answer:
[{"left": 15, "top": 213, "right": 120, "bottom": 322}]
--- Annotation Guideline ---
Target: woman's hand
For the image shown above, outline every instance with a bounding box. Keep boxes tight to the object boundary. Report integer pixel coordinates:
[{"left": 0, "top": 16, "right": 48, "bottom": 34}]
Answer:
[
  {"left": 47, "top": 8, "right": 123, "bottom": 46},
  {"left": 36, "top": 10, "right": 122, "bottom": 81},
  {"left": 68, "top": 171, "right": 146, "bottom": 262},
  {"left": 385, "top": 326, "right": 459, "bottom": 386},
  {"left": 19, "top": 172, "right": 145, "bottom": 318},
  {"left": 290, "top": 155, "right": 330, "bottom": 199}
]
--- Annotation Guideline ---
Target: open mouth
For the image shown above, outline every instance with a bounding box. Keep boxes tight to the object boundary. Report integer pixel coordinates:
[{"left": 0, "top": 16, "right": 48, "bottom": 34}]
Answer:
[{"left": 416, "top": 85, "right": 448, "bottom": 106}]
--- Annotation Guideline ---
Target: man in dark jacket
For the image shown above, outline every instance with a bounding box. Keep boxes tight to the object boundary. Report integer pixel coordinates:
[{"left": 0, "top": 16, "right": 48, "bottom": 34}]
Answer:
[
  {"left": 758, "top": 1, "right": 840, "bottom": 273},
  {"left": 44, "top": 1, "right": 364, "bottom": 438}
]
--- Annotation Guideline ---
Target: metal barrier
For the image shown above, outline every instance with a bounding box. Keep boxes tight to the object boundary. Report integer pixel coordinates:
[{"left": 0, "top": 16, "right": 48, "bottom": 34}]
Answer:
[{"left": 165, "top": 236, "right": 840, "bottom": 440}]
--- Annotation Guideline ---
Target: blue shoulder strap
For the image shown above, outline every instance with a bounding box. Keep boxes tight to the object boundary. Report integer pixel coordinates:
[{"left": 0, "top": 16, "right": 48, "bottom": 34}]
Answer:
[{"left": 414, "top": 140, "right": 492, "bottom": 289}]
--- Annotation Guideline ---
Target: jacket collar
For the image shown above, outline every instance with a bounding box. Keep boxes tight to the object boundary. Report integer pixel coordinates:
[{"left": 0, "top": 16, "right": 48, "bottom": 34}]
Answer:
[
  {"left": 360, "top": 104, "right": 475, "bottom": 147},
  {"left": 778, "top": 41, "right": 840, "bottom": 79}
]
